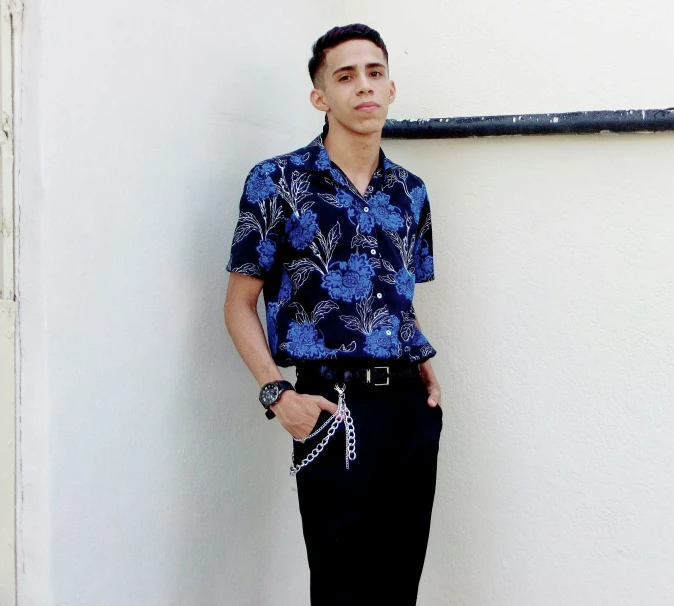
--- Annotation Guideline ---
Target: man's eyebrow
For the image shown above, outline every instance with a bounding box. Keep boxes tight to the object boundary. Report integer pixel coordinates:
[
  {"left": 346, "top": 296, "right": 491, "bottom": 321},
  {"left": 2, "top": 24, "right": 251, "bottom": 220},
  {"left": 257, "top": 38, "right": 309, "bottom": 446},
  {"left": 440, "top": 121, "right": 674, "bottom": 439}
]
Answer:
[{"left": 331, "top": 62, "right": 388, "bottom": 77}]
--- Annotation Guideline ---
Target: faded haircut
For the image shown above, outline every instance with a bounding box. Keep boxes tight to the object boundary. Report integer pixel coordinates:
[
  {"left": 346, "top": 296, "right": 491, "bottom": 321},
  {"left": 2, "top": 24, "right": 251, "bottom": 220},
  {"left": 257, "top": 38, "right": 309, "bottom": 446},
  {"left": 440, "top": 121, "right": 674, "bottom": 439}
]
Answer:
[{"left": 308, "top": 23, "right": 389, "bottom": 88}]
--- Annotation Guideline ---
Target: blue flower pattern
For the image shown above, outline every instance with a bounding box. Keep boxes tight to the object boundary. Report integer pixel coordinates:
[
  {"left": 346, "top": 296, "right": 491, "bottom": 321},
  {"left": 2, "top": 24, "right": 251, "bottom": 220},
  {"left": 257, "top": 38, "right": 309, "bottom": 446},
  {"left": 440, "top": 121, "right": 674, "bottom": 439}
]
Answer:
[
  {"left": 322, "top": 253, "right": 375, "bottom": 302},
  {"left": 266, "top": 302, "right": 279, "bottom": 354},
  {"left": 394, "top": 269, "right": 415, "bottom": 300},
  {"left": 256, "top": 239, "right": 276, "bottom": 272},
  {"left": 365, "top": 316, "right": 402, "bottom": 358},
  {"left": 227, "top": 135, "right": 436, "bottom": 366},
  {"left": 245, "top": 162, "right": 277, "bottom": 204},
  {"left": 278, "top": 272, "right": 292, "bottom": 303},
  {"left": 410, "top": 185, "right": 427, "bottom": 222},
  {"left": 284, "top": 321, "right": 331, "bottom": 360},
  {"left": 286, "top": 210, "right": 319, "bottom": 250},
  {"left": 414, "top": 241, "right": 434, "bottom": 283},
  {"left": 315, "top": 148, "right": 331, "bottom": 171},
  {"left": 344, "top": 190, "right": 403, "bottom": 234},
  {"left": 330, "top": 167, "right": 347, "bottom": 186},
  {"left": 368, "top": 191, "right": 404, "bottom": 231},
  {"left": 418, "top": 255, "right": 434, "bottom": 282},
  {"left": 337, "top": 190, "right": 355, "bottom": 209}
]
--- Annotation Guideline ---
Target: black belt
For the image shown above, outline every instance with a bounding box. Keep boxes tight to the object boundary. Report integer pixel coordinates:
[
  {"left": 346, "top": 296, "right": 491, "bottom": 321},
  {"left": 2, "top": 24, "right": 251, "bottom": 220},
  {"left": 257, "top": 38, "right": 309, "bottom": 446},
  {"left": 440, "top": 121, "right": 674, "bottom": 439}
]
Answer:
[{"left": 296, "top": 362, "right": 421, "bottom": 386}]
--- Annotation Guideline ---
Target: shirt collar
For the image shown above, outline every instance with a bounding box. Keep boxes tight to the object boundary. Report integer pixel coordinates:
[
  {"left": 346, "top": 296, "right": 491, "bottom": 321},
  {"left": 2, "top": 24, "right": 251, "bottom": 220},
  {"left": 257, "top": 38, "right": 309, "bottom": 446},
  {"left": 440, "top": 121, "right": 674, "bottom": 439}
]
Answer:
[{"left": 303, "top": 134, "right": 394, "bottom": 176}]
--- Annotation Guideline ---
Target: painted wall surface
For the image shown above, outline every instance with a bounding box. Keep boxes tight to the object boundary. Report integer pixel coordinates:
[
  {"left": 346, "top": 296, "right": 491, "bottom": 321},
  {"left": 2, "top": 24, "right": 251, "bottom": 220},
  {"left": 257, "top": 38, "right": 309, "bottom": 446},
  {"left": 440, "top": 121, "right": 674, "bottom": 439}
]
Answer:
[
  {"left": 346, "top": 2, "right": 674, "bottom": 604},
  {"left": 387, "top": 134, "right": 674, "bottom": 606},
  {"left": 346, "top": 0, "right": 674, "bottom": 118},
  {"left": 17, "top": 2, "right": 674, "bottom": 606},
  {"left": 17, "top": 1, "right": 343, "bottom": 605}
]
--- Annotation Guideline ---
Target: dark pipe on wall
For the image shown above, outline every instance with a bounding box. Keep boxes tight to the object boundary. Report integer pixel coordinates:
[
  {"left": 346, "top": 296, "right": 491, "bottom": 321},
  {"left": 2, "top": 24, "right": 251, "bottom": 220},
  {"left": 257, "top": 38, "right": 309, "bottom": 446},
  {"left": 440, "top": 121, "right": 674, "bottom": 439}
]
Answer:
[{"left": 383, "top": 108, "right": 674, "bottom": 139}]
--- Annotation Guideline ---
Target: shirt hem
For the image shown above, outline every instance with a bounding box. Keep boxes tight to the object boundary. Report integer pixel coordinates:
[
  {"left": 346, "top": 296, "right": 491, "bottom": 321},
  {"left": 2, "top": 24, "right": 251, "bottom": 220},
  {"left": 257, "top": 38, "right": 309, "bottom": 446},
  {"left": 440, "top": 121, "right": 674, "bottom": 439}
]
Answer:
[{"left": 274, "top": 350, "right": 438, "bottom": 369}]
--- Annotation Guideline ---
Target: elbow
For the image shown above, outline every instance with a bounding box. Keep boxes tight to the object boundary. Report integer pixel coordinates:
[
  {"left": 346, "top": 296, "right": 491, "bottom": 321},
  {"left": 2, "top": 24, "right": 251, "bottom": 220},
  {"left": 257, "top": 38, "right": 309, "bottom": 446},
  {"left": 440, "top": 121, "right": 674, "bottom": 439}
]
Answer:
[
  {"left": 224, "top": 294, "right": 235, "bottom": 335},
  {"left": 223, "top": 293, "right": 254, "bottom": 336},
  {"left": 224, "top": 273, "right": 262, "bottom": 335},
  {"left": 224, "top": 297, "right": 237, "bottom": 337}
]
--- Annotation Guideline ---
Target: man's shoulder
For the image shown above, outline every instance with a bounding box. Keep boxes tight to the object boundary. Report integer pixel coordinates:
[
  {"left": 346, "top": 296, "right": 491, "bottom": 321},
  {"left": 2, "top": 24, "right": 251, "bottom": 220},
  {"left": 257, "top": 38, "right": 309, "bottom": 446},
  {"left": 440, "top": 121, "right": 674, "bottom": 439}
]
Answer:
[
  {"left": 245, "top": 138, "right": 321, "bottom": 181},
  {"left": 384, "top": 156, "right": 427, "bottom": 190}
]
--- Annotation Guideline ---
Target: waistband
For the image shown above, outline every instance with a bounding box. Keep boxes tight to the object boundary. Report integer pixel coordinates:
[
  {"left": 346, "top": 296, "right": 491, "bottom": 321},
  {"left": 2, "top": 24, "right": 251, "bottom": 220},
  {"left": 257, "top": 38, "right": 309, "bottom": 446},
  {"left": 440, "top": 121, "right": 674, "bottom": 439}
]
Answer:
[{"left": 295, "top": 361, "right": 421, "bottom": 387}]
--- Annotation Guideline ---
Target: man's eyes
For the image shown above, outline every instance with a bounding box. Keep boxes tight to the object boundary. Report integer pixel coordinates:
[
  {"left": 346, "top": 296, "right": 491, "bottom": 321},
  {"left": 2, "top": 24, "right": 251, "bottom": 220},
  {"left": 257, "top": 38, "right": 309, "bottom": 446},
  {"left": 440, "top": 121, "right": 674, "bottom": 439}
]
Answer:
[{"left": 338, "top": 71, "right": 383, "bottom": 82}]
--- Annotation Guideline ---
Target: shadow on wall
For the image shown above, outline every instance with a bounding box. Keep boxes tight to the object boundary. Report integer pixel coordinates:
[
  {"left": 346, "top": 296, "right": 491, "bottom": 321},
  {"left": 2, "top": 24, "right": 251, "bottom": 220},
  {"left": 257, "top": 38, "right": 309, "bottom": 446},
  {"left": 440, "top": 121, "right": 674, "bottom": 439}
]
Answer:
[
  {"left": 149, "top": 31, "right": 334, "bottom": 597},
  {"left": 166, "top": 180, "right": 292, "bottom": 604},
  {"left": 162, "top": 78, "right": 309, "bottom": 603}
]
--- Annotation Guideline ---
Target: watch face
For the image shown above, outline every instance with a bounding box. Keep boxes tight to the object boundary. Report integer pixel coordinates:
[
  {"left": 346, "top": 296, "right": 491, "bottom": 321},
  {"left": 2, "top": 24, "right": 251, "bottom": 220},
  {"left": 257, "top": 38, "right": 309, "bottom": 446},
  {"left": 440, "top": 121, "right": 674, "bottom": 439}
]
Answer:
[{"left": 260, "top": 382, "right": 280, "bottom": 407}]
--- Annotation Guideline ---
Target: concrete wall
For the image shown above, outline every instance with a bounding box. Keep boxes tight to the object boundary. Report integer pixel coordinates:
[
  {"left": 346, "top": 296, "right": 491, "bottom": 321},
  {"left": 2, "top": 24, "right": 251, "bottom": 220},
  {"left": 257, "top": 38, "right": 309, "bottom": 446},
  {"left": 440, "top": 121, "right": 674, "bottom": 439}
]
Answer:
[
  {"left": 349, "top": 2, "right": 674, "bottom": 604},
  {"left": 388, "top": 134, "right": 674, "bottom": 606},
  {"left": 349, "top": 0, "right": 674, "bottom": 118},
  {"left": 17, "top": 1, "right": 342, "bottom": 604},
  {"left": 0, "top": 1, "right": 18, "bottom": 602},
  {"left": 17, "top": 1, "right": 674, "bottom": 606}
]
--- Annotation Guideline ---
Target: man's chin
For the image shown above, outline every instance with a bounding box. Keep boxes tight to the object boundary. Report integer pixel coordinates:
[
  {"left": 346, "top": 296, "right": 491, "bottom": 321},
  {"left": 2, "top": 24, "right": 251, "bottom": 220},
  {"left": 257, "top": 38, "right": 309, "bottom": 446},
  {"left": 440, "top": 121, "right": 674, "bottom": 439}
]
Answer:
[{"left": 351, "top": 117, "right": 386, "bottom": 135}]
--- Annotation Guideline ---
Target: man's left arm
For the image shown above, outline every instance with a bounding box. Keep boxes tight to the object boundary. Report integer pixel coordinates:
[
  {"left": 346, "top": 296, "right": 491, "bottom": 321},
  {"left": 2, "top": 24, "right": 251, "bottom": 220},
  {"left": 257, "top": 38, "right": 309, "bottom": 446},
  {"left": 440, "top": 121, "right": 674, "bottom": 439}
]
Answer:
[
  {"left": 413, "top": 181, "right": 440, "bottom": 407},
  {"left": 415, "top": 317, "right": 441, "bottom": 408}
]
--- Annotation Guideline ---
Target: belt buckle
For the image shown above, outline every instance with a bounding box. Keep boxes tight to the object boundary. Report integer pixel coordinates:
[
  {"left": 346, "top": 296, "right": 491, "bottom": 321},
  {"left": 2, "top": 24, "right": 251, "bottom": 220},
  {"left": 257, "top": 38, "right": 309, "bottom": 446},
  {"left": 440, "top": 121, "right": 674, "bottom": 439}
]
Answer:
[{"left": 369, "top": 366, "right": 389, "bottom": 386}]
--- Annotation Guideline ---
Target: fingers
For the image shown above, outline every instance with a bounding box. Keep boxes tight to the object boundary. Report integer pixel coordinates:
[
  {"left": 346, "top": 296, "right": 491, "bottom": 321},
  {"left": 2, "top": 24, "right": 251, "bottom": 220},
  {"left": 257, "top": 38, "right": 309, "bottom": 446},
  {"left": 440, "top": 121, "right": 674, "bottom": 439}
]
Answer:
[
  {"left": 427, "top": 386, "right": 441, "bottom": 408},
  {"left": 317, "top": 396, "right": 338, "bottom": 414},
  {"left": 285, "top": 404, "right": 323, "bottom": 440},
  {"left": 274, "top": 393, "right": 337, "bottom": 439}
]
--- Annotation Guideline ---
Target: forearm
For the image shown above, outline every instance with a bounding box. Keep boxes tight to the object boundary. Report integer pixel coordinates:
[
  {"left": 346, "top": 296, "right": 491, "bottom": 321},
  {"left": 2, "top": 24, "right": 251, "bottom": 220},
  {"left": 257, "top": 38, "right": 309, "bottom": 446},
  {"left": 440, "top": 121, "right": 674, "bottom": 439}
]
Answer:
[
  {"left": 223, "top": 275, "right": 338, "bottom": 435},
  {"left": 420, "top": 357, "right": 438, "bottom": 384},
  {"left": 224, "top": 298, "right": 283, "bottom": 388}
]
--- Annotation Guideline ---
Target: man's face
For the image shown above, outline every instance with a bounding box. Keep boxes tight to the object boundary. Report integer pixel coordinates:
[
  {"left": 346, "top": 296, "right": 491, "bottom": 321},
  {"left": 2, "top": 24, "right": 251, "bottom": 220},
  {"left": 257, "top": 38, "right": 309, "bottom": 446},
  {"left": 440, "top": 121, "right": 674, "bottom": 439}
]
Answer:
[{"left": 312, "top": 39, "right": 396, "bottom": 136}]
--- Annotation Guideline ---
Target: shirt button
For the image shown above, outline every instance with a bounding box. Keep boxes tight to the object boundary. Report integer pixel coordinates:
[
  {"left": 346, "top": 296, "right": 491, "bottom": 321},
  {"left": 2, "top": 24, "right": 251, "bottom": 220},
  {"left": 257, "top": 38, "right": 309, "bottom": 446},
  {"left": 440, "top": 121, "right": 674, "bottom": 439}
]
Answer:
[
  {"left": 376, "top": 293, "right": 382, "bottom": 299},
  {"left": 370, "top": 249, "right": 377, "bottom": 255},
  {"left": 363, "top": 207, "right": 369, "bottom": 212},
  {"left": 386, "top": 330, "right": 392, "bottom": 336}
]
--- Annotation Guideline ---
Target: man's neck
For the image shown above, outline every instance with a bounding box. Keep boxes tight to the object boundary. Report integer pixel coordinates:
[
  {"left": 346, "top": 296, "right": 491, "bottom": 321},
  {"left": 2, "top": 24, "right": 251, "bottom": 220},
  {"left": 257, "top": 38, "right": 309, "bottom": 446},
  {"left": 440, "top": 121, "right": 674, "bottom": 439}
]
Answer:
[{"left": 323, "top": 123, "right": 382, "bottom": 196}]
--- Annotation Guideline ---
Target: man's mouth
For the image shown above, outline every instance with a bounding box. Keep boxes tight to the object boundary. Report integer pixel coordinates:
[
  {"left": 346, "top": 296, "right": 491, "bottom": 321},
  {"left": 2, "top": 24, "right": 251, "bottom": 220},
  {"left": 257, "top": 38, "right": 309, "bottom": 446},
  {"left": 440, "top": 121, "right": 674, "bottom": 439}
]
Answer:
[{"left": 355, "top": 102, "right": 380, "bottom": 112}]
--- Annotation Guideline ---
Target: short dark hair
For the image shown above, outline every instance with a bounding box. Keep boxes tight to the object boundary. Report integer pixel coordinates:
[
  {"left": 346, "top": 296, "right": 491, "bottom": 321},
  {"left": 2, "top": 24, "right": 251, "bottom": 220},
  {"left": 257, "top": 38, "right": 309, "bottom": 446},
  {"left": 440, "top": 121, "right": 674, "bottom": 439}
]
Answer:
[{"left": 308, "top": 24, "right": 389, "bottom": 87}]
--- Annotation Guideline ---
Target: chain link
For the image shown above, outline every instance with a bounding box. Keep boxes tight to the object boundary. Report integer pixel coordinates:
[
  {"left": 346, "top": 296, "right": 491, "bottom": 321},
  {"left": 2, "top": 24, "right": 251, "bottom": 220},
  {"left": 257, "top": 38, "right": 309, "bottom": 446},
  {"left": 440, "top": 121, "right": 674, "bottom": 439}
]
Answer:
[{"left": 289, "top": 383, "right": 357, "bottom": 476}]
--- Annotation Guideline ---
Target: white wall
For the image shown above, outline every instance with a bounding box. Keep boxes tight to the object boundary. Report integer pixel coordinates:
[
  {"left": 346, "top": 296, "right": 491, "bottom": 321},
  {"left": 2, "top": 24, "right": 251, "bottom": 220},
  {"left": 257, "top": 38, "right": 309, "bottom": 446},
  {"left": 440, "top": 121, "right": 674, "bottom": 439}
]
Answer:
[
  {"left": 17, "top": 1, "right": 343, "bottom": 604},
  {"left": 0, "top": 1, "right": 18, "bottom": 602},
  {"left": 348, "top": 2, "right": 674, "bottom": 605},
  {"left": 388, "top": 134, "right": 674, "bottom": 606},
  {"left": 347, "top": 0, "right": 674, "bottom": 118},
  {"left": 17, "top": 1, "right": 674, "bottom": 606}
]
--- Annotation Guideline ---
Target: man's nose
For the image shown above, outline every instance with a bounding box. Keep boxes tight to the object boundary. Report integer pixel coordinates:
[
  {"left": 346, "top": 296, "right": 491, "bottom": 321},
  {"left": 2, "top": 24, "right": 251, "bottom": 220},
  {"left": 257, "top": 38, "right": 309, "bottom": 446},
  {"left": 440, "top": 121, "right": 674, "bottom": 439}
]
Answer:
[{"left": 356, "top": 73, "right": 373, "bottom": 94}]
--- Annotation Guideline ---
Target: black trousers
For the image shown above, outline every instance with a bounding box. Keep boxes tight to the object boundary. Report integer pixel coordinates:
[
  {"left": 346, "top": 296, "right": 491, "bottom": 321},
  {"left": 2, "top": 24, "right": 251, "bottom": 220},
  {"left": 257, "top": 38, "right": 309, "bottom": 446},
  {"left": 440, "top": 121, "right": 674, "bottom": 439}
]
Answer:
[{"left": 293, "top": 371, "right": 443, "bottom": 606}]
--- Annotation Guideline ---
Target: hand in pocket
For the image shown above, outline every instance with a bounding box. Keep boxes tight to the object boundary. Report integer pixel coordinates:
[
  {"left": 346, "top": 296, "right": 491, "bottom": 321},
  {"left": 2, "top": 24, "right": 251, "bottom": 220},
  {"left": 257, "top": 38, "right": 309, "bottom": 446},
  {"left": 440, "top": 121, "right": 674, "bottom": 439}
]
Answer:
[{"left": 270, "top": 391, "right": 338, "bottom": 439}]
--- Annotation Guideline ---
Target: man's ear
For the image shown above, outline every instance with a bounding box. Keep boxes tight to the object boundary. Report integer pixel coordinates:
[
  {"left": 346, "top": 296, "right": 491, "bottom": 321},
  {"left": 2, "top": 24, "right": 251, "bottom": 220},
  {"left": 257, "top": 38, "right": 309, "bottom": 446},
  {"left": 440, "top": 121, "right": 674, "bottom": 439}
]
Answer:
[
  {"left": 310, "top": 88, "right": 330, "bottom": 113},
  {"left": 388, "top": 80, "right": 397, "bottom": 105}
]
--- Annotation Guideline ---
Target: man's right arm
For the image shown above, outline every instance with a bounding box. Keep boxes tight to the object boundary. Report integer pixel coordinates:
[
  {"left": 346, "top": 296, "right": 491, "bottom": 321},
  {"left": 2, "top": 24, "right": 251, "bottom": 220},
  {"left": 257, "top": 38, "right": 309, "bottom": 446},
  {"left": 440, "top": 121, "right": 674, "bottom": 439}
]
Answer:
[{"left": 224, "top": 272, "right": 337, "bottom": 438}]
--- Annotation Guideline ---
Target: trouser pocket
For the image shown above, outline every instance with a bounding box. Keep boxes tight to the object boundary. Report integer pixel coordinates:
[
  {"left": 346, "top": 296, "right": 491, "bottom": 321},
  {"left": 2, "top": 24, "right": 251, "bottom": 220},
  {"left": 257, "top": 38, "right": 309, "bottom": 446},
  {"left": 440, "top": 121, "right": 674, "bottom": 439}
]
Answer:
[
  {"left": 290, "top": 383, "right": 356, "bottom": 476},
  {"left": 307, "top": 409, "right": 331, "bottom": 437}
]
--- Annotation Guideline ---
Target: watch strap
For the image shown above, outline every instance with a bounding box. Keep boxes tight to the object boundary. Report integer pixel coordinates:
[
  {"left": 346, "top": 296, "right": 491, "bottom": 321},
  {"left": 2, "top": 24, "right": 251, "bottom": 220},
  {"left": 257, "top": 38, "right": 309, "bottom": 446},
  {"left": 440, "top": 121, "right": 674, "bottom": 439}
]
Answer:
[{"left": 276, "top": 380, "right": 294, "bottom": 394}]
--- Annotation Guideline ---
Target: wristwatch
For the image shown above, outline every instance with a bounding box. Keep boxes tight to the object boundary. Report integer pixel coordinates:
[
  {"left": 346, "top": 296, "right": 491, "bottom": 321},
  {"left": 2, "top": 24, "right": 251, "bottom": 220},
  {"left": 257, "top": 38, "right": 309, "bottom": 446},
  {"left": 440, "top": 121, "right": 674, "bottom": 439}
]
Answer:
[{"left": 259, "top": 380, "right": 295, "bottom": 419}]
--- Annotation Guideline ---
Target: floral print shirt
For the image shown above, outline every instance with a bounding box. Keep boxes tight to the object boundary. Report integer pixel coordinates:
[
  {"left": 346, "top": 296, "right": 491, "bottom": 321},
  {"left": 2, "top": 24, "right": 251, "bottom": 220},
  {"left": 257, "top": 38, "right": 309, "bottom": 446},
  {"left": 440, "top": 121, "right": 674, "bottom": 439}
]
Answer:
[{"left": 226, "top": 135, "right": 437, "bottom": 367}]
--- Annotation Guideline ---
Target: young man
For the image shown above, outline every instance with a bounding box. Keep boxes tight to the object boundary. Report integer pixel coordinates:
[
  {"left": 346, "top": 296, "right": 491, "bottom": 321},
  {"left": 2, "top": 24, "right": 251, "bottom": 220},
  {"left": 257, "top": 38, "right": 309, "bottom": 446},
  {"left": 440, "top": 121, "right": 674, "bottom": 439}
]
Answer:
[{"left": 224, "top": 24, "right": 442, "bottom": 605}]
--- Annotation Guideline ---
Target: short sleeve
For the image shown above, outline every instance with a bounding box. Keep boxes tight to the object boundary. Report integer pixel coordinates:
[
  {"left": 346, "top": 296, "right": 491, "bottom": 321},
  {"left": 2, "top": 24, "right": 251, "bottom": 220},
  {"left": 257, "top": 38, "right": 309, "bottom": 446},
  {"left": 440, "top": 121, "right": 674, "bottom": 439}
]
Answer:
[
  {"left": 413, "top": 188, "right": 435, "bottom": 283},
  {"left": 226, "top": 161, "right": 285, "bottom": 279}
]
